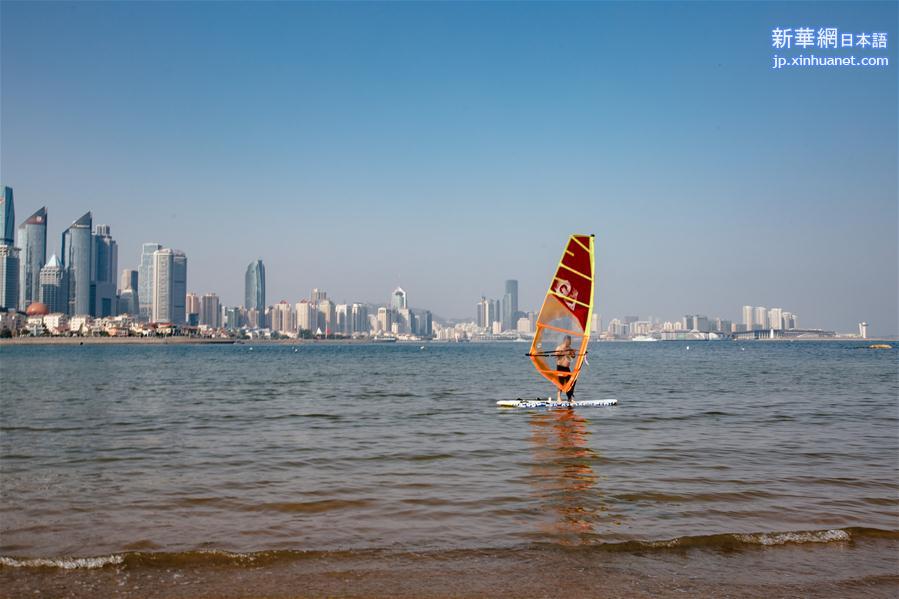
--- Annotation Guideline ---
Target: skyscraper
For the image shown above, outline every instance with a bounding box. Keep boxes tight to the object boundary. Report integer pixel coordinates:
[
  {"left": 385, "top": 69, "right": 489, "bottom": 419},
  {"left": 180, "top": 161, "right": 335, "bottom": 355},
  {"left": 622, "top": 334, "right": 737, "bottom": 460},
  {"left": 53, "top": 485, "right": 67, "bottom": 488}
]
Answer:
[
  {"left": 118, "top": 269, "right": 139, "bottom": 315},
  {"left": 351, "top": 303, "right": 369, "bottom": 335},
  {"left": 138, "top": 243, "right": 162, "bottom": 320},
  {"left": 0, "top": 244, "right": 19, "bottom": 310},
  {"left": 295, "top": 300, "right": 317, "bottom": 332},
  {"left": 245, "top": 260, "right": 266, "bottom": 325},
  {"left": 92, "top": 224, "right": 118, "bottom": 317},
  {"left": 311, "top": 288, "right": 327, "bottom": 303},
  {"left": 0, "top": 186, "right": 14, "bottom": 244},
  {"left": 199, "top": 293, "right": 220, "bottom": 328},
  {"left": 17, "top": 207, "right": 47, "bottom": 310},
  {"left": 172, "top": 250, "right": 187, "bottom": 325},
  {"left": 377, "top": 306, "right": 392, "bottom": 333},
  {"left": 0, "top": 186, "right": 17, "bottom": 311},
  {"left": 185, "top": 293, "right": 201, "bottom": 325},
  {"left": 39, "top": 254, "right": 65, "bottom": 313},
  {"left": 754, "top": 306, "right": 768, "bottom": 330},
  {"left": 61, "top": 212, "right": 93, "bottom": 316},
  {"left": 391, "top": 287, "right": 407, "bottom": 310},
  {"left": 151, "top": 248, "right": 187, "bottom": 324},
  {"left": 502, "top": 279, "right": 518, "bottom": 331}
]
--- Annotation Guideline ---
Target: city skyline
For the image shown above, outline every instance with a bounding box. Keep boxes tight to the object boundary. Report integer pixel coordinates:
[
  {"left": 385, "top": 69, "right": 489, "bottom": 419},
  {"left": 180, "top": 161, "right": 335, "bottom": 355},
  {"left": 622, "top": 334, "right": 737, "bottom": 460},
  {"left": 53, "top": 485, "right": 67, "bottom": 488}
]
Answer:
[
  {"left": 1, "top": 2, "right": 896, "bottom": 333},
  {"left": 0, "top": 187, "right": 880, "bottom": 334}
]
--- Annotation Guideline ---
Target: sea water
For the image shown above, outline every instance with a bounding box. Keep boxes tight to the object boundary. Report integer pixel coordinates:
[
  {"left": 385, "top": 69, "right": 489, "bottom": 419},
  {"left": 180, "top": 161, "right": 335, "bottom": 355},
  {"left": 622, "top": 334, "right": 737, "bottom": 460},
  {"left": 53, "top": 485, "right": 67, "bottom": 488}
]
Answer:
[{"left": 1, "top": 341, "right": 896, "bottom": 595}]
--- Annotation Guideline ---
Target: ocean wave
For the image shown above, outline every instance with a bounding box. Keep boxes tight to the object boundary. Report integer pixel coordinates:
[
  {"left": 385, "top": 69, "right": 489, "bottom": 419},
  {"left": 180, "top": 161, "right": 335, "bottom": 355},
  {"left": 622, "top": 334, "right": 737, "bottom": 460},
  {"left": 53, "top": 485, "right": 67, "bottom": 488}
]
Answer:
[
  {"left": 3, "top": 527, "right": 896, "bottom": 570},
  {"left": 0, "top": 554, "right": 124, "bottom": 569}
]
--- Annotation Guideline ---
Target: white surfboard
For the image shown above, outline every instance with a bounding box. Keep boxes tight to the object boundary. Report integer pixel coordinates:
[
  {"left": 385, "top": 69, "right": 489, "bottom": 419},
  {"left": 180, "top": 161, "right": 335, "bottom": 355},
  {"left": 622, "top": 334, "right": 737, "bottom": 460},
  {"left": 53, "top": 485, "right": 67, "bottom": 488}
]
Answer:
[{"left": 497, "top": 398, "right": 618, "bottom": 409}]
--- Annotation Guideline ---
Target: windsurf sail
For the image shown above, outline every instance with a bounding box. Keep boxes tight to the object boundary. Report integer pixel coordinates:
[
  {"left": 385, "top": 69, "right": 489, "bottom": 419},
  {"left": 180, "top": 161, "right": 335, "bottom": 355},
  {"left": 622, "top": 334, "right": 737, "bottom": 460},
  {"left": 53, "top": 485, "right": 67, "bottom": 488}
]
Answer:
[{"left": 528, "top": 234, "right": 595, "bottom": 394}]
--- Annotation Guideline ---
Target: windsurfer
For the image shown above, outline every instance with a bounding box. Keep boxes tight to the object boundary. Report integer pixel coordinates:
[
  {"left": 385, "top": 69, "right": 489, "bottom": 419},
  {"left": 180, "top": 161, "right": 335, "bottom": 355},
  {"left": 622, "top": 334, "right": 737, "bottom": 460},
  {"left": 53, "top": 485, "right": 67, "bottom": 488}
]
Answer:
[{"left": 555, "top": 336, "right": 577, "bottom": 403}]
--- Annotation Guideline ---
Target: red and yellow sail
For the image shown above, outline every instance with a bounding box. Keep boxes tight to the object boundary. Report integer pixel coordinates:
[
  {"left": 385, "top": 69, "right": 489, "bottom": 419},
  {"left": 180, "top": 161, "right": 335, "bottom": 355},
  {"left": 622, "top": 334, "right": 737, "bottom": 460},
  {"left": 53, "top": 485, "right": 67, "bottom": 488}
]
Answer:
[{"left": 528, "top": 234, "right": 595, "bottom": 393}]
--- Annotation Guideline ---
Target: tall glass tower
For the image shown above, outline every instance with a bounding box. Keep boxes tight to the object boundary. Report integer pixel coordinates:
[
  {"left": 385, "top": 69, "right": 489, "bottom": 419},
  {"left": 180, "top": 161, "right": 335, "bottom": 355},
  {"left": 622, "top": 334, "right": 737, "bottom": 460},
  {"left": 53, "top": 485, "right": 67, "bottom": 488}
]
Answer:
[
  {"left": 245, "top": 259, "right": 266, "bottom": 311},
  {"left": 502, "top": 279, "right": 519, "bottom": 331},
  {"left": 0, "top": 186, "right": 18, "bottom": 310},
  {"left": 16, "top": 207, "right": 47, "bottom": 309},
  {"left": 0, "top": 186, "right": 14, "bottom": 244},
  {"left": 61, "top": 212, "right": 93, "bottom": 316},
  {"left": 390, "top": 287, "right": 407, "bottom": 310},
  {"left": 92, "top": 224, "right": 118, "bottom": 317}
]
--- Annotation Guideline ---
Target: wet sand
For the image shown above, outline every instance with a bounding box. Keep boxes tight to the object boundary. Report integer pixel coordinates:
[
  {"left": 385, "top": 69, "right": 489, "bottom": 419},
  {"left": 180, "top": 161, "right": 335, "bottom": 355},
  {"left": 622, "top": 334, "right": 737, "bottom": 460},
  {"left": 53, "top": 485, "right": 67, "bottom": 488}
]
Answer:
[{"left": 3, "top": 538, "right": 897, "bottom": 599}]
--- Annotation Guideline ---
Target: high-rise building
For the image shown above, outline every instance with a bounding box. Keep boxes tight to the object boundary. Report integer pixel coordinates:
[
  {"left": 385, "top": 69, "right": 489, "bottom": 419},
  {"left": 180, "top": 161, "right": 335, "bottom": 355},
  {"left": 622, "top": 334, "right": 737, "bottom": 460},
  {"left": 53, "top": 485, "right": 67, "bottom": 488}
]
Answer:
[
  {"left": 377, "top": 306, "right": 392, "bottom": 333},
  {"left": 118, "top": 269, "right": 139, "bottom": 316},
  {"left": 39, "top": 254, "right": 65, "bottom": 313},
  {"left": 199, "top": 293, "right": 220, "bottom": 328},
  {"left": 391, "top": 287, "right": 407, "bottom": 311},
  {"left": 0, "top": 244, "right": 19, "bottom": 310},
  {"left": 395, "top": 307, "right": 412, "bottom": 334},
  {"left": 271, "top": 301, "right": 294, "bottom": 333},
  {"left": 151, "top": 248, "right": 187, "bottom": 324},
  {"left": 16, "top": 207, "right": 47, "bottom": 310},
  {"left": 172, "top": 251, "right": 187, "bottom": 325},
  {"left": 120, "top": 269, "right": 138, "bottom": 294},
  {"left": 0, "top": 186, "right": 14, "bottom": 244},
  {"left": 61, "top": 212, "right": 93, "bottom": 316},
  {"left": 245, "top": 260, "right": 266, "bottom": 325},
  {"left": 476, "top": 296, "right": 500, "bottom": 330},
  {"left": 768, "top": 308, "right": 783, "bottom": 331},
  {"left": 415, "top": 309, "right": 432, "bottom": 337},
  {"left": 138, "top": 243, "right": 162, "bottom": 320},
  {"left": 351, "top": 303, "right": 369, "bottom": 335},
  {"left": 502, "top": 279, "right": 518, "bottom": 331},
  {"left": 0, "top": 186, "right": 18, "bottom": 311},
  {"left": 92, "top": 224, "right": 118, "bottom": 317},
  {"left": 186, "top": 293, "right": 201, "bottom": 324},
  {"left": 742, "top": 305, "right": 754, "bottom": 331},
  {"left": 295, "top": 300, "right": 317, "bottom": 332},
  {"left": 224, "top": 306, "right": 243, "bottom": 330},
  {"left": 784, "top": 312, "right": 797, "bottom": 329},
  {"left": 311, "top": 288, "right": 327, "bottom": 303},
  {"left": 336, "top": 303, "right": 350, "bottom": 335},
  {"left": 754, "top": 306, "right": 768, "bottom": 330},
  {"left": 859, "top": 322, "right": 868, "bottom": 339},
  {"left": 317, "top": 298, "right": 335, "bottom": 334}
]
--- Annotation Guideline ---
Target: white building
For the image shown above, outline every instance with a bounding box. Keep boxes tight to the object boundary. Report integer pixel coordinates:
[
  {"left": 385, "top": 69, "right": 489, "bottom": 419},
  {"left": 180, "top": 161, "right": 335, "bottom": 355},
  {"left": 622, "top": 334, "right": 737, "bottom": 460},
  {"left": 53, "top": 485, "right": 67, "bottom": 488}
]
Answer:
[
  {"left": 742, "top": 305, "right": 753, "bottom": 330},
  {"left": 151, "top": 248, "right": 187, "bottom": 324},
  {"left": 295, "top": 300, "right": 317, "bottom": 332},
  {"left": 754, "top": 306, "right": 768, "bottom": 330}
]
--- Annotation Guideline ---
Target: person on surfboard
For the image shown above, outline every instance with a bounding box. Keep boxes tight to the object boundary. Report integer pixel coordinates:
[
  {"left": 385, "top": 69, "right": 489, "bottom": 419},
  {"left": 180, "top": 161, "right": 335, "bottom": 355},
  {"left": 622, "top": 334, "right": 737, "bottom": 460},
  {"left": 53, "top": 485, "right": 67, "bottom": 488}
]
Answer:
[{"left": 555, "top": 336, "right": 577, "bottom": 403}]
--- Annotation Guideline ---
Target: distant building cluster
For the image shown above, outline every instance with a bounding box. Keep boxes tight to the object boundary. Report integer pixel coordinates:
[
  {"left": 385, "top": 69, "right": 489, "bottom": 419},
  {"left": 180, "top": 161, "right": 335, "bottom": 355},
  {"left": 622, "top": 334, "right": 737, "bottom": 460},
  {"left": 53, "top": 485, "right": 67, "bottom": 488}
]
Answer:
[
  {"left": 0, "top": 185, "right": 194, "bottom": 338},
  {"left": 0, "top": 184, "right": 873, "bottom": 341},
  {"left": 216, "top": 280, "right": 434, "bottom": 340}
]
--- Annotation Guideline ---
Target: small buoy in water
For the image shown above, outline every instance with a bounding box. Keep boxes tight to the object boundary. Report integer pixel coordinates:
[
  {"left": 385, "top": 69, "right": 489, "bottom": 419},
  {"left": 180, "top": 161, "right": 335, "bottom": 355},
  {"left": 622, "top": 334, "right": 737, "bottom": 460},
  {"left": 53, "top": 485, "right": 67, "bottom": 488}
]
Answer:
[
  {"left": 420, "top": 346, "right": 425, "bottom": 350},
  {"left": 686, "top": 346, "right": 690, "bottom": 350},
  {"left": 249, "top": 347, "right": 253, "bottom": 351},
  {"left": 294, "top": 348, "right": 298, "bottom": 352},
  {"left": 741, "top": 347, "right": 745, "bottom": 351}
]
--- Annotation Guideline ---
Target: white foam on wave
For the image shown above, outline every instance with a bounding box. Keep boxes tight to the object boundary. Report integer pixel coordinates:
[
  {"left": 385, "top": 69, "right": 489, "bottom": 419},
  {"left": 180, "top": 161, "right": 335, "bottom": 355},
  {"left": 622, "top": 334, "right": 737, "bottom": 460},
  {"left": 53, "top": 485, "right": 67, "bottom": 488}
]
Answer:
[
  {"left": 0, "top": 554, "right": 125, "bottom": 569},
  {"left": 734, "top": 529, "right": 851, "bottom": 546}
]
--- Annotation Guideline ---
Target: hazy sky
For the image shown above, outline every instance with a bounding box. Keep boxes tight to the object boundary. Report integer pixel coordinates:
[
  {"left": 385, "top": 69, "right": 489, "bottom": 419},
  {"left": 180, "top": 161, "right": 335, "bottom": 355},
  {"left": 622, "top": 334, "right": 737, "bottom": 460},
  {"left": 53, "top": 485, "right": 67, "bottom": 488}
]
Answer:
[{"left": 2, "top": 1, "right": 896, "bottom": 333}]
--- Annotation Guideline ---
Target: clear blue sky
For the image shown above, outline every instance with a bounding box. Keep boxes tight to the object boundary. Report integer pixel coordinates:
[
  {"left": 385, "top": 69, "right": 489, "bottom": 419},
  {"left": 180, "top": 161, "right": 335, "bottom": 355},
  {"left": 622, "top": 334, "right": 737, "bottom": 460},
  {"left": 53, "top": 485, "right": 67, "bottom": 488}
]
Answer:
[{"left": 2, "top": 1, "right": 896, "bottom": 333}]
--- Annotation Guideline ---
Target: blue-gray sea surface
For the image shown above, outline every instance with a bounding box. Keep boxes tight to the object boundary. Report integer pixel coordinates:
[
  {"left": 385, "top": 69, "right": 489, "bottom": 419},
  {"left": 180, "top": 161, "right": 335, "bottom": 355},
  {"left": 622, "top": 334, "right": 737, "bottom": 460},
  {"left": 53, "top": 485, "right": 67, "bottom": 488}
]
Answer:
[{"left": 1, "top": 341, "right": 897, "bottom": 565}]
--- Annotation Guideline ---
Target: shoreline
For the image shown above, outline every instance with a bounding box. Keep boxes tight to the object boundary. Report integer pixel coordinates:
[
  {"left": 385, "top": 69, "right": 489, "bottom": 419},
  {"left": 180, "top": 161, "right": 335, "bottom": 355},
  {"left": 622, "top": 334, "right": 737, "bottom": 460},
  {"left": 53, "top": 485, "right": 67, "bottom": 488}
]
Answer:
[
  {"left": 1, "top": 336, "right": 893, "bottom": 346},
  {"left": 1, "top": 538, "right": 895, "bottom": 598}
]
